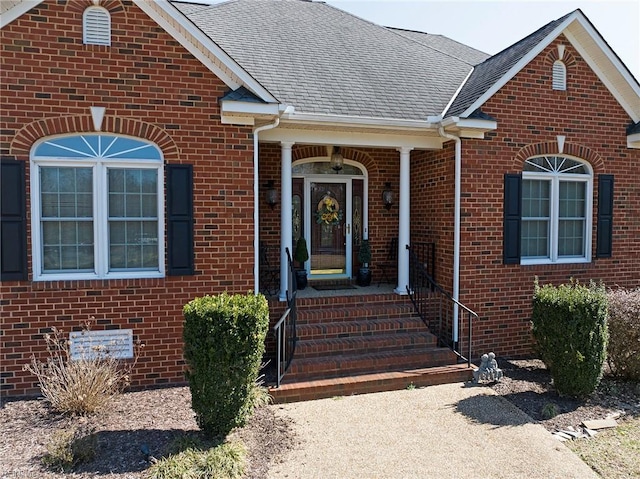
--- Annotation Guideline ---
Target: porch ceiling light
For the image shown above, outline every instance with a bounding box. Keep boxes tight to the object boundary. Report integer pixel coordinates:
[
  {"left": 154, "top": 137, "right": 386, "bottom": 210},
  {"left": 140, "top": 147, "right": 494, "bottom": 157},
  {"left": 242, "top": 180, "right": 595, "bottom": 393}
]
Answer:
[
  {"left": 264, "top": 180, "right": 279, "bottom": 209},
  {"left": 330, "top": 146, "right": 344, "bottom": 173},
  {"left": 382, "top": 182, "right": 394, "bottom": 210}
]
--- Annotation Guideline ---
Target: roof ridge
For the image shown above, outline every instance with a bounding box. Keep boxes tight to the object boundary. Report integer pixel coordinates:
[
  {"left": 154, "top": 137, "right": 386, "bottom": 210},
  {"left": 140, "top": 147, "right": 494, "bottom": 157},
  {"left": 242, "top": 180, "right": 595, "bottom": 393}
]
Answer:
[{"left": 387, "top": 26, "right": 489, "bottom": 66}]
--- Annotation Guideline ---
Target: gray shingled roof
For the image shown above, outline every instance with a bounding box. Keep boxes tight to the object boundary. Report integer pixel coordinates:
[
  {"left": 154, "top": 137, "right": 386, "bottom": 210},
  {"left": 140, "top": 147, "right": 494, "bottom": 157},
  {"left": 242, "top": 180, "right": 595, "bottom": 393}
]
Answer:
[
  {"left": 627, "top": 121, "right": 640, "bottom": 135},
  {"left": 445, "top": 11, "right": 574, "bottom": 117},
  {"left": 171, "top": 0, "right": 474, "bottom": 120},
  {"left": 388, "top": 28, "right": 490, "bottom": 66}
]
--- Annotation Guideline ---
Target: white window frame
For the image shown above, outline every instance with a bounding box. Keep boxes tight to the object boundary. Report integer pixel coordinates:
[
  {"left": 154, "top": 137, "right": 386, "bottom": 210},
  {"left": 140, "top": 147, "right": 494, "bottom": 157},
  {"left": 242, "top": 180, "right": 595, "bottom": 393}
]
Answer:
[
  {"left": 521, "top": 155, "right": 593, "bottom": 265},
  {"left": 30, "top": 134, "right": 165, "bottom": 281}
]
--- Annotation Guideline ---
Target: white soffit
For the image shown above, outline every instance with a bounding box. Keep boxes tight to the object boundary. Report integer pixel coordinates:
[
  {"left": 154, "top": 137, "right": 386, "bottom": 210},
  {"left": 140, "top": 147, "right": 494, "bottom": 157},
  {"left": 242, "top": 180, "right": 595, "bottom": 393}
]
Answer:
[
  {"left": 628, "top": 133, "right": 640, "bottom": 149},
  {"left": 564, "top": 21, "right": 640, "bottom": 123},
  {"left": 1, "top": 0, "right": 44, "bottom": 28}
]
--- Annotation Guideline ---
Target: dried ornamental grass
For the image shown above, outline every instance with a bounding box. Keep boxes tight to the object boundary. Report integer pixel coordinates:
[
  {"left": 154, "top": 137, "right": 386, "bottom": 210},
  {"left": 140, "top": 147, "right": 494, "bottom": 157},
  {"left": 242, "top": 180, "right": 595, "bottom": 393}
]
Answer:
[{"left": 23, "top": 321, "right": 141, "bottom": 415}]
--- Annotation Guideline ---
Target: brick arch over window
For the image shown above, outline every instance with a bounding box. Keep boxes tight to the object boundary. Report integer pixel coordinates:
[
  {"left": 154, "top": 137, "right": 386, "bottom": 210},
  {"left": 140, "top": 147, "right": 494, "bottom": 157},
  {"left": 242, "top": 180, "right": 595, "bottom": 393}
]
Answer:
[
  {"left": 545, "top": 48, "right": 577, "bottom": 68},
  {"left": 292, "top": 145, "right": 377, "bottom": 174},
  {"left": 512, "top": 141, "right": 604, "bottom": 172},
  {"left": 10, "top": 116, "right": 180, "bottom": 162},
  {"left": 65, "top": 0, "right": 126, "bottom": 17}
]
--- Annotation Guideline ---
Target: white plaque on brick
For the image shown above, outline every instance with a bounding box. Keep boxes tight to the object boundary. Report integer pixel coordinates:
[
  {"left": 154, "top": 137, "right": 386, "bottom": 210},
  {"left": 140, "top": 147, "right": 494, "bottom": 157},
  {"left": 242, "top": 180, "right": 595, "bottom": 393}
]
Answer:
[{"left": 69, "top": 329, "right": 133, "bottom": 360}]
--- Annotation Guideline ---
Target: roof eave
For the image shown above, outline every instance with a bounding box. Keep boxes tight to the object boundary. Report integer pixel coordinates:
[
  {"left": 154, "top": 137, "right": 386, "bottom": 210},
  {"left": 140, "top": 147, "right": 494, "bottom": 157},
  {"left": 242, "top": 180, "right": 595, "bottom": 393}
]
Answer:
[
  {"left": 627, "top": 132, "right": 640, "bottom": 149},
  {"left": 441, "top": 116, "right": 498, "bottom": 139},
  {"left": 220, "top": 99, "right": 280, "bottom": 126}
]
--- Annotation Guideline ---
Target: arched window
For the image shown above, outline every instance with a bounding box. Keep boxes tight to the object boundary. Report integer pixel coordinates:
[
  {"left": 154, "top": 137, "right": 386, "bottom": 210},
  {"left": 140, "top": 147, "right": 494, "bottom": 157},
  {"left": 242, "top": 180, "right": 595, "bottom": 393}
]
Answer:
[
  {"left": 521, "top": 155, "right": 592, "bottom": 263},
  {"left": 30, "top": 134, "right": 164, "bottom": 280},
  {"left": 83, "top": 6, "right": 111, "bottom": 46},
  {"left": 552, "top": 60, "right": 567, "bottom": 91}
]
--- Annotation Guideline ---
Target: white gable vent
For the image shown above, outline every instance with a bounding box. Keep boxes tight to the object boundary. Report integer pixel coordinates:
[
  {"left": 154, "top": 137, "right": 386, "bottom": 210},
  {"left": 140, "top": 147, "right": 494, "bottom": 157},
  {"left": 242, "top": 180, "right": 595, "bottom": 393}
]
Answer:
[
  {"left": 83, "top": 6, "right": 111, "bottom": 46},
  {"left": 552, "top": 60, "right": 566, "bottom": 91}
]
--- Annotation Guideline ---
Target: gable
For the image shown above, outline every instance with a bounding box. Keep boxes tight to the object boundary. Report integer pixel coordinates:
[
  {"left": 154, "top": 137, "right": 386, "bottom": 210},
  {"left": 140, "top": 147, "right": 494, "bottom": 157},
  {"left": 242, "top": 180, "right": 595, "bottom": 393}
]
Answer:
[
  {"left": 447, "top": 10, "right": 640, "bottom": 124},
  {"left": 0, "top": 0, "right": 278, "bottom": 105}
]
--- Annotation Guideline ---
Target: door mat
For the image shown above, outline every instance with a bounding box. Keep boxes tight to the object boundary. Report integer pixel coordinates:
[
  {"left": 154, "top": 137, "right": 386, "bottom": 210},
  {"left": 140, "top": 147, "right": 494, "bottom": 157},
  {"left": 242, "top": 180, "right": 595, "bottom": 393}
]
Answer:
[{"left": 311, "top": 284, "right": 357, "bottom": 291}]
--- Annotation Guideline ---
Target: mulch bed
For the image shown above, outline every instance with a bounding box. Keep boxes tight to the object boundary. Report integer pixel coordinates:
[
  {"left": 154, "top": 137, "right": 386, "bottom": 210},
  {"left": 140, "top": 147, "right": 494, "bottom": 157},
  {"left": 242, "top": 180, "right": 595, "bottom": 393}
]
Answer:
[{"left": 1, "top": 358, "right": 638, "bottom": 478}]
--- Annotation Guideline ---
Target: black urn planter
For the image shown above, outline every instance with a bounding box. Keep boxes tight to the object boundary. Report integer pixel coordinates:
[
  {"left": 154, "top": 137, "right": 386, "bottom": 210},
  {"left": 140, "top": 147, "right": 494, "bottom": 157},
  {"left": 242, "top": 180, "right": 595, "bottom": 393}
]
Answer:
[
  {"left": 356, "top": 267, "right": 372, "bottom": 287},
  {"left": 295, "top": 269, "right": 308, "bottom": 290}
]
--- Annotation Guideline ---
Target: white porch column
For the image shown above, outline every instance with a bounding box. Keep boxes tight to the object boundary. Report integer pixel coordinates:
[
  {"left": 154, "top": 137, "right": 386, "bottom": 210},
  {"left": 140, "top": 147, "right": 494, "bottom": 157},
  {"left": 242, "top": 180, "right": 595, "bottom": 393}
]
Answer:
[
  {"left": 395, "top": 146, "right": 413, "bottom": 295},
  {"left": 279, "top": 141, "right": 295, "bottom": 301}
]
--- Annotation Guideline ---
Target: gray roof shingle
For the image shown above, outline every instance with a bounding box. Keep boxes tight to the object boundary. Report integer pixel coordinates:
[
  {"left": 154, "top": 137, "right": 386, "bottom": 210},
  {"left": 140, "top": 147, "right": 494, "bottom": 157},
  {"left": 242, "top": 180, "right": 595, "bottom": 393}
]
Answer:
[
  {"left": 388, "top": 28, "right": 490, "bottom": 66},
  {"left": 171, "top": 0, "right": 474, "bottom": 120},
  {"left": 445, "top": 11, "right": 574, "bottom": 117}
]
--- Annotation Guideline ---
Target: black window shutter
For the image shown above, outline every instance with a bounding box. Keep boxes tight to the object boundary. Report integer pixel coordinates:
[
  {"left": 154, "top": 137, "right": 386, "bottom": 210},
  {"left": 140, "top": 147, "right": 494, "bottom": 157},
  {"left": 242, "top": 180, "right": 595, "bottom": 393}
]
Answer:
[
  {"left": 503, "top": 173, "right": 522, "bottom": 264},
  {"left": 166, "top": 164, "right": 194, "bottom": 275},
  {"left": 596, "top": 174, "right": 614, "bottom": 258},
  {"left": 1, "top": 159, "right": 28, "bottom": 281}
]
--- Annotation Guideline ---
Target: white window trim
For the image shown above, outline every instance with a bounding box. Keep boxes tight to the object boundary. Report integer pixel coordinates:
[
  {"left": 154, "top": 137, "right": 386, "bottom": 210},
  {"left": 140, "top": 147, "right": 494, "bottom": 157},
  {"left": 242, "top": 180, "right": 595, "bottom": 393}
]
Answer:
[
  {"left": 30, "top": 135, "right": 165, "bottom": 281},
  {"left": 521, "top": 157, "right": 593, "bottom": 265}
]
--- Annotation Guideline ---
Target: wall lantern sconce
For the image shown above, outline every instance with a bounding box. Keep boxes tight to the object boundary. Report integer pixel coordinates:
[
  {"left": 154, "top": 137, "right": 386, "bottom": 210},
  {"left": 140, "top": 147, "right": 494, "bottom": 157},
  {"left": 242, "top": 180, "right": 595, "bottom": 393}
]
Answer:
[
  {"left": 264, "top": 180, "right": 279, "bottom": 209},
  {"left": 330, "top": 146, "right": 344, "bottom": 173},
  {"left": 382, "top": 182, "right": 394, "bottom": 210}
]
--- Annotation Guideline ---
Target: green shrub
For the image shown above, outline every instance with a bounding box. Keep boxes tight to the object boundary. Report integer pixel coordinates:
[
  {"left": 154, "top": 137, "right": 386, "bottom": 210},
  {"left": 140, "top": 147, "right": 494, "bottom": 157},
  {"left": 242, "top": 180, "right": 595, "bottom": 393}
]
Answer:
[
  {"left": 42, "top": 426, "right": 97, "bottom": 472},
  {"left": 607, "top": 288, "right": 640, "bottom": 380},
  {"left": 183, "top": 293, "right": 269, "bottom": 437},
  {"left": 531, "top": 280, "right": 608, "bottom": 398}
]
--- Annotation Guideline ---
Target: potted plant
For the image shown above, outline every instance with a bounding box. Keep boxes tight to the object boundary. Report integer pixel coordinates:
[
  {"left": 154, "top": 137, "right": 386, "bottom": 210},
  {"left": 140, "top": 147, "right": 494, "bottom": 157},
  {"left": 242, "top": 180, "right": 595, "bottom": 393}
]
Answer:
[
  {"left": 293, "top": 237, "right": 309, "bottom": 290},
  {"left": 356, "top": 238, "right": 372, "bottom": 286}
]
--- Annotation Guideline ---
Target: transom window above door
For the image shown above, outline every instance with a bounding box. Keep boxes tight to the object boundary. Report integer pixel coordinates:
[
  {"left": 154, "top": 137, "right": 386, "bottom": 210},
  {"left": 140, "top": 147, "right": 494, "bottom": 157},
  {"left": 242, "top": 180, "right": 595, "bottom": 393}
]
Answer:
[
  {"left": 292, "top": 162, "right": 364, "bottom": 176},
  {"left": 30, "top": 134, "right": 164, "bottom": 281}
]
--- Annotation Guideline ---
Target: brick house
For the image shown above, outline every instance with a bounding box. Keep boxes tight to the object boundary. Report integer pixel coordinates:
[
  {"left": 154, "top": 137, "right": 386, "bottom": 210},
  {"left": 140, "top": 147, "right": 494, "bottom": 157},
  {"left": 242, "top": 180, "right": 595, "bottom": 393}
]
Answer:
[{"left": 1, "top": 0, "right": 639, "bottom": 399}]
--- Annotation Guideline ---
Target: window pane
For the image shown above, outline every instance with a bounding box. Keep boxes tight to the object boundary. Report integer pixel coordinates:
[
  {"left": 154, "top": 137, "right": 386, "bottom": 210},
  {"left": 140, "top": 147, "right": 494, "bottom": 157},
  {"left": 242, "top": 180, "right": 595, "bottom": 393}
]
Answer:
[
  {"left": 521, "top": 220, "right": 549, "bottom": 258},
  {"left": 108, "top": 219, "right": 158, "bottom": 271},
  {"left": 109, "top": 169, "right": 125, "bottom": 193},
  {"left": 559, "top": 219, "right": 585, "bottom": 256},
  {"left": 125, "top": 194, "right": 141, "bottom": 217},
  {"left": 559, "top": 182, "right": 585, "bottom": 218},
  {"left": 522, "top": 180, "right": 550, "bottom": 217},
  {"left": 109, "top": 192, "right": 124, "bottom": 217},
  {"left": 40, "top": 167, "right": 93, "bottom": 219},
  {"left": 141, "top": 194, "right": 157, "bottom": 216},
  {"left": 42, "top": 219, "right": 94, "bottom": 272},
  {"left": 43, "top": 246, "right": 60, "bottom": 270}
]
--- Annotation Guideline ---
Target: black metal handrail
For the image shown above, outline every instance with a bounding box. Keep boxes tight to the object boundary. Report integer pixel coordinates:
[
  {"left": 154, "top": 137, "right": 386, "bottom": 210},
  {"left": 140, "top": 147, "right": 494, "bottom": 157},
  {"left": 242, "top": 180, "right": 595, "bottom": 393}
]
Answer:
[
  {"left": 273, "top": 247, "right": 297, "bottom": 387},
  {"left": 406, "top": 244, "right": 475, "bottom": 367}
]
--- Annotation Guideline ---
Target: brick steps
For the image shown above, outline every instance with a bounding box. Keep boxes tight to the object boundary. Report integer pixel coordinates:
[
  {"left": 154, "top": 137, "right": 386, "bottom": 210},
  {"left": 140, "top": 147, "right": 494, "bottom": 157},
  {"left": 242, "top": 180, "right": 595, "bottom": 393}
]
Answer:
[
  {"left": 268, "top": 292, "right": 467, "bottom": 402},
  {"left": 296, "top": 317, "right": 427, "bottom": 340},
  {"left": 285, "top": 347, "right": 457, "bottom": 381},
  {"left": 269, "top": 364, "right": 474, "bottom": 403},
  {"left": 294, "top": 332, "right": 436, "bottom": 358}
]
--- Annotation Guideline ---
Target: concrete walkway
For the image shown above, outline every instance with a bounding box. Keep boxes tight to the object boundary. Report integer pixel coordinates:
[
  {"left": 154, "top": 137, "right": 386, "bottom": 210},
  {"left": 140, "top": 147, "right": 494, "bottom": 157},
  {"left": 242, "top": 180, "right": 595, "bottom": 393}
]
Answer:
[{"left": 268, "top": 382, "right": 599, "bottom": 479}]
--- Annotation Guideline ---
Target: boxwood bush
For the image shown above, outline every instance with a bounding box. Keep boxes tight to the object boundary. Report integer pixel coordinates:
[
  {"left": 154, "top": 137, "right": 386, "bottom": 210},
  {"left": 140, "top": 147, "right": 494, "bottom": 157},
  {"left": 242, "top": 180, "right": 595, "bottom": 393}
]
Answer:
[
  {"left": 606, "top": 288, "right": 640, "bottom": 380},
  {"left": 183, "top": 292, "right": 269, "bottom": 437},
  {"left": 531, "top": 280, "right": 608, "bottom": 398}
]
